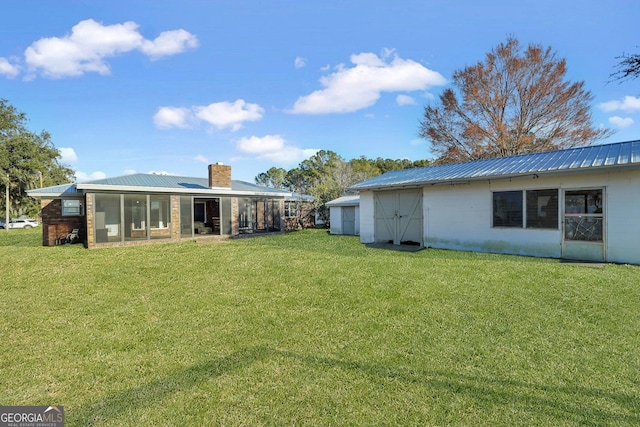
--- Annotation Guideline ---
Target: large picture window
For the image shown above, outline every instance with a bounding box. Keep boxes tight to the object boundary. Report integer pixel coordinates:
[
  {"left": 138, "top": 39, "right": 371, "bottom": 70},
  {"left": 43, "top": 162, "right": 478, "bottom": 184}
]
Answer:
[
  {"left": 493, "top": 189, "right": 559, "bottom": 230},
  {"left": 493, "top": 191, "right": 523, "bottom": 227}
]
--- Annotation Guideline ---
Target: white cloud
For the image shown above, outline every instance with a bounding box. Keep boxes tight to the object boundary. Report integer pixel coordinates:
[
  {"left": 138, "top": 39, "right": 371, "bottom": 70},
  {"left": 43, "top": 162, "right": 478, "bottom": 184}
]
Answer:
[
  {"left": 75, "top": 170, "right": 106, "bottom": 182},
  {"left": 23, "top": 19, "right": 197, "bottom": 78},
  {"left": 288, "top": 49, "right": 446, "bottom": 114},
  {"left": 193, "top": 100, "right": 265, "bottom": 131},
  {"left": 599, "top": 96, "right": 640, "bottom": 113},
  {"left": 155, "top": 100, "right": 265, "bottom": 131},
  {"left": 153, "top": 106, "right": 192, "bottom": 129},
  {"left": 396, "top": 94, "right": 416, "bottom": 106},
  {"left": 194, "top": 154, "right": 209, "bottom": 163},
  {"left": 123, "top": 169, "right": 137, "bottom": 175},
  {"left": 236, "top": 135, "right": 319, "bottom": 165},
  {"left": 608, "top": 116, "right": 634, "bottom": 129},
  {"left": 237, "top": 135, "right": 286, "bottom": 154},
  {"left": 58, "top": 147, "right": 78, "bottom": 164},
  {"left": 140, "top": 29, "right": 198, "bottom": 60},
  {"left": 294, "top": 56, "right": 307, "bottom": 69},
  {"left": 0, "top": 57, "right": 19, "bottom": 78}
]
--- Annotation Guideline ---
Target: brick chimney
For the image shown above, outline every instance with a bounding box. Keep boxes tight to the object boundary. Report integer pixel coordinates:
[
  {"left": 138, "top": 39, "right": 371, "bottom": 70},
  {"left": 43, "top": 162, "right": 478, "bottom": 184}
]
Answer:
[{"left": 208, "top": 163, "right": 232, "bottom": 188}]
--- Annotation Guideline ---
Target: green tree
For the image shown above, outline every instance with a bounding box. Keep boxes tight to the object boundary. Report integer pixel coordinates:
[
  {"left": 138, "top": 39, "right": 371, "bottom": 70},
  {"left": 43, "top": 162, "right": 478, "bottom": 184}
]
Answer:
[
  {"left": 0, "top": 99, "right": 73, "bottom": 227},
  {"left": 420, "top": 37, "right": 613, "bottom": 164},
  {"left": 255, "top": 166, "right": 288, "bottom": 189}
]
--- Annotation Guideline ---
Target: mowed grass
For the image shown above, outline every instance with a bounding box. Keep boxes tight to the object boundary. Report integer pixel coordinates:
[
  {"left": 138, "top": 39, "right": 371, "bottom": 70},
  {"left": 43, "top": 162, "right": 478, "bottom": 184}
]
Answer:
[{"left": 1, "top": 228, "right": 639, "bottom": 426}]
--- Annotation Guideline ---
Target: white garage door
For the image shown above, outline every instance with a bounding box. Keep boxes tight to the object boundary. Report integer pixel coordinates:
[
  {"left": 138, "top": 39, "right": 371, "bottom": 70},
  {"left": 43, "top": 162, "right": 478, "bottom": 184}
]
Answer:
[{"left": 374, "top": 189, "right": 423, "bottom": 245}]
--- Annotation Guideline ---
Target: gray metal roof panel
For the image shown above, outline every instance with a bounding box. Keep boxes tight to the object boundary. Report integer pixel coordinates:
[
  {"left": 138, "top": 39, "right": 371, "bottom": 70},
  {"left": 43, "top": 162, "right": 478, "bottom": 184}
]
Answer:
[
  {"left": 350, "top": 140, "right": 640, "bottom": 190},
  {"left": 31, "top": 174, "right": 304, "bottom": 197},
  {"left": 326, "top": 195, "right": 360, "bottom": 206}
]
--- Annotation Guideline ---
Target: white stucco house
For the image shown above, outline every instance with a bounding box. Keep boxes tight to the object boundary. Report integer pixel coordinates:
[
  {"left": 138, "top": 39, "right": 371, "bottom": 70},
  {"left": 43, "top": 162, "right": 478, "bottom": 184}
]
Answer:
[
  {"left": 326, "top": 195, "right": 360, "bottom": 235},
  {"left": 349, "top": 140, "right": 640, "bottom": 264}
]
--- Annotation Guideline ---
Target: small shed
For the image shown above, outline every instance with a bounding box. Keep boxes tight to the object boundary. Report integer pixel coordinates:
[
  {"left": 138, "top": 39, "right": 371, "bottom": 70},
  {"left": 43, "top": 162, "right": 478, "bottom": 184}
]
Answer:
[
  {"left": 326, "top": 195, "right": 360, "bottom": 235},
  {"left": 349, "top": 140, "right": 640, "bottom": 264}
]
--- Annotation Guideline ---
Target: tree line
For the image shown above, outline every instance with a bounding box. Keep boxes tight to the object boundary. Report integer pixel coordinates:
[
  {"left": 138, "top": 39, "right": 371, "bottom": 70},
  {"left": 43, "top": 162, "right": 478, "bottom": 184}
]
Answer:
[{"left": 255, "top": 151, "right": 430, "bottom": 222}]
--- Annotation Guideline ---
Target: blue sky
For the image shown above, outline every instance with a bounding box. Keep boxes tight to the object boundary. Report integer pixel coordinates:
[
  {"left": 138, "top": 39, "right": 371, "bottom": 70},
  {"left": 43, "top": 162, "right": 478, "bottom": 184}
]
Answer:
[{"left": 1, "top": 0, "right": 639, "bottom": 183}]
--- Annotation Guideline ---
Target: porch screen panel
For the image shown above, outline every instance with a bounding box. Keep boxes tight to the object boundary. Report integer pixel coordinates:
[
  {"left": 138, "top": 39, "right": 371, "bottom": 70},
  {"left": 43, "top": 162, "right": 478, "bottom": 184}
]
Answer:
[
  {"left": 180, "top": 196, "right": 193, "bottom": 238},
  {"left": 220, "top": 197, "right": 232, "bottom": 235},
  {"left": 94, "top": 194, "right": 121, "bottom": 244},
  {"left": 124, "top": 194, "right": 148, "bottom": 241},
  {"left": 270, "top": 199, "right": 281, "bottom": 231},
  {"left": 238, "top": 198, "right": 253, "bottom": 233},
  {"left": 150, "top": 195, "right": 171, "bottom": 240}
]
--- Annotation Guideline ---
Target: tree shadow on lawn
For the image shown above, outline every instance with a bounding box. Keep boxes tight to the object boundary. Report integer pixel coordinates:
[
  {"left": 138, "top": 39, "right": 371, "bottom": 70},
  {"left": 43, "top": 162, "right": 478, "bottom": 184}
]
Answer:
[{"left": 73, "top": 347, "right": 639, "bottom": 425}]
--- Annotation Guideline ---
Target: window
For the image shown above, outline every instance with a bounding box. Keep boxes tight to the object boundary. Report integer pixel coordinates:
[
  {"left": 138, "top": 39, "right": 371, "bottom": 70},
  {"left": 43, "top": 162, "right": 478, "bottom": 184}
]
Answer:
[
  {"left": 493, "top": 191, "right": 522, "bottom": 227},
  {"left": 62, "top": 199, "right": 84, "bottom": 216},
  {"left": 526, "top": 189, "right": 558, "bottom": 229},
  {"left": 284, "top": 201, "right": 298, "bottom": 218},
  {"left": 564, "top": 189, "right": 603, "bottom": 242}
]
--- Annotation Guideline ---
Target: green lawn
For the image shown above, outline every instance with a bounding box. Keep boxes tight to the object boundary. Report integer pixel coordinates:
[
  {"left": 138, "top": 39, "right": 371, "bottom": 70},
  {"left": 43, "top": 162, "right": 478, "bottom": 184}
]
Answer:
[{"left": 1, "top": 228, "right": 639, "bottom": 426}]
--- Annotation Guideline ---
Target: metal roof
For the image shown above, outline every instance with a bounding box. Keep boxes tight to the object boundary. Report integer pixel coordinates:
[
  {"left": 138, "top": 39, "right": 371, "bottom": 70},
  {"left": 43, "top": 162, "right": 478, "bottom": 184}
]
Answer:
[
  {"left": 350, "top": 140, "right": 640, "bottom": 191},
  {"left": 326, "top": 195, "right": 360, "bottom": 207},
  {"left": 28, "top": 173, "right": 313, "bottom": 200}
]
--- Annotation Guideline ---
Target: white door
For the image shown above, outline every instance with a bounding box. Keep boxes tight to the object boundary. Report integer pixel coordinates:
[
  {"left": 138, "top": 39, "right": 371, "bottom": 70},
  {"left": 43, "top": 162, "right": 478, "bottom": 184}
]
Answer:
[
  {"left": 374, "top": 189, "right": 423, "bottom": 245},
  {"left": 342, "top": 207, "right": 356, "bottom": 235}
]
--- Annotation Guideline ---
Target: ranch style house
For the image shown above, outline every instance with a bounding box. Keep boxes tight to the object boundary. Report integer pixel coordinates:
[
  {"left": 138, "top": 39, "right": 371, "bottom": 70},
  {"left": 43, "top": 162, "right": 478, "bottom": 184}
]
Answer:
[{"left": 27, "top": 163, "right": 315, "bottom": 248}]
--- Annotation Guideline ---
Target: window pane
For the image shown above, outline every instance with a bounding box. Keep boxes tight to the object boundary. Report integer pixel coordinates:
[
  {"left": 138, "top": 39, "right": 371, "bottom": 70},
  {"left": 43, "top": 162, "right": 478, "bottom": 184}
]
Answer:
[
  {"left": 526, "top": 189, "right": 558, "bottom": 229},
  {"left": 94, "top": 194, "right": 121, "bottom": 243},
  {"left": 62, "top": 199, "right": 83, "bottom": 216},
  {"left": 493, "top": 191, "right": 523, "bottom": 227},
  {"left": 565, "top": 189, "right": 603, "bottom": 214}
]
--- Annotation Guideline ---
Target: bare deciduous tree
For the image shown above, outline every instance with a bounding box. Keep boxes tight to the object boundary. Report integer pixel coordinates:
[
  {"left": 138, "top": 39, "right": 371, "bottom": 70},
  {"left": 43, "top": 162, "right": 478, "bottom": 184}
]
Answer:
[
  {"left": 420, "top": 37, "right": 613, "bottom": 164},
  {"left": 611, "top": 50, "right": 640, "bottom": 83}
]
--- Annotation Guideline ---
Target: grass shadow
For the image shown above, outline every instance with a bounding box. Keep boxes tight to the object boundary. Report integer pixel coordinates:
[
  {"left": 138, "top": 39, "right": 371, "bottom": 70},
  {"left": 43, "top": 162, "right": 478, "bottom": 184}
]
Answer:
[{"left": 73, "top": 347, "right": 639, "bottom": 425}]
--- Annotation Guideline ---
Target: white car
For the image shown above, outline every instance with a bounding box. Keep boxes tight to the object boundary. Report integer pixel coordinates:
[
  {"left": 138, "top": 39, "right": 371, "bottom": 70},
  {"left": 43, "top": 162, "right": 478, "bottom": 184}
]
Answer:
[{"left": 0, "top": 218, "right": 40, "bottom": 229}]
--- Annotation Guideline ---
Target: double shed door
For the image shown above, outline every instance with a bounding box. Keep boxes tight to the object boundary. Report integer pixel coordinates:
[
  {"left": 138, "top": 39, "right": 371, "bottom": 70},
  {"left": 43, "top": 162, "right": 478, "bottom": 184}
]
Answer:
[{"left": 374, "top": 189, "right": 423, "bottom": 246}]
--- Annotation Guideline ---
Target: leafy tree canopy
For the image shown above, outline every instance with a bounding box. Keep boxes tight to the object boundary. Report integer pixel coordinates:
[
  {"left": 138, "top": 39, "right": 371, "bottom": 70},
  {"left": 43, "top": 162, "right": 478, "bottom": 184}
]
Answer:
[
  {"left": 419, "top": 37, "right": 613, "bottom": 164},
  {"left": 0, "top": 99, "right": 74, "bottom": 220}
]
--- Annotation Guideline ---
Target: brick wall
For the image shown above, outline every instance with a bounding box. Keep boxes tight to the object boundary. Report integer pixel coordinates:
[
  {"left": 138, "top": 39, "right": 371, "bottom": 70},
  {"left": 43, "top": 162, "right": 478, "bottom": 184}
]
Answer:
[
  {"left": 208, "top": 164, "right": 232, "bottom": 188},
  {"left": 41, "top": 198, "right": 86, "bottom": 246}
]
